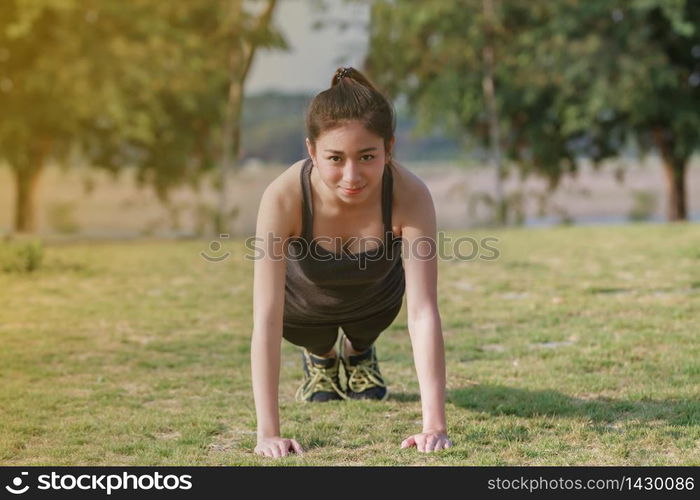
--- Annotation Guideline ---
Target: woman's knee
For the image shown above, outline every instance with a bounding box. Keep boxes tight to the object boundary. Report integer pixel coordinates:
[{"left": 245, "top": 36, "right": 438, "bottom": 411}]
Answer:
[
  {"left": 349, "top": 303, "right": 401, "bottom": 348},
  {"left": 282, "top": 326, "right": 339, "bottom": 356}
]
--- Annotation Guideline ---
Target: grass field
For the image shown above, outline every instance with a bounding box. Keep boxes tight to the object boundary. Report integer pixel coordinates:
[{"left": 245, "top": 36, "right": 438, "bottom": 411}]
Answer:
[{"left": 1, "top": 223, "right": 699, "bottom": 465}]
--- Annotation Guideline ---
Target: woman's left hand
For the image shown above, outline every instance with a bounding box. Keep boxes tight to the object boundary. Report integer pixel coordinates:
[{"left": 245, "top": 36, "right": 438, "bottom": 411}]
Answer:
[{"left": 400, "top": 431, "right": 452, "bottom": 452}]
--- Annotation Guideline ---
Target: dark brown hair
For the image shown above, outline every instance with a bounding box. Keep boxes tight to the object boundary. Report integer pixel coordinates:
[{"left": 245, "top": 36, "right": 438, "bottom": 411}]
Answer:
[{"left": 306, "top": 67, "right": 396, "bottom": 160}]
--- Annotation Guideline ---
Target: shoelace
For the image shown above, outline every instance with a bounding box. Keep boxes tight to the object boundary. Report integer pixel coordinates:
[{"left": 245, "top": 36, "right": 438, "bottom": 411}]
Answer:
[
  {"left": 295, "top": 361, "right": 348, "bottom": 402},
  {"left": 346, "top": 355, "right": 386, "bottom": 394}
]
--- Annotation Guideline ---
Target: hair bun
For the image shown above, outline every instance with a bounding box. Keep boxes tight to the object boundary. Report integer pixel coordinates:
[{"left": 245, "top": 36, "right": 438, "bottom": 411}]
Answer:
[
  {"left": 336, "top": 67, "right": 352, "bottom": 81},
  {"left": 307, "top": 66, "right": 396, "bottom": 153}
]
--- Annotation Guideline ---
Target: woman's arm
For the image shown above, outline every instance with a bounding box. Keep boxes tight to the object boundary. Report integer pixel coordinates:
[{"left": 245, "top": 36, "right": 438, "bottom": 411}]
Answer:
[
  {"left": 399, "top": 179, "right": 452, "bottom": 452},
  {"left": 250, "top": 182, "right": 302, "bottom": 457}
]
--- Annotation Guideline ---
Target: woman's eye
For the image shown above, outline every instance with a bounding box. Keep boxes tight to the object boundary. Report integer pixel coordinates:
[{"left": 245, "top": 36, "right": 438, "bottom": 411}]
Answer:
[
  {"left": 361, "top": 154, "right": 375, "bottom": 161},
  {"left": 328, "top": 156, "right": 341, "bottom": 162}
]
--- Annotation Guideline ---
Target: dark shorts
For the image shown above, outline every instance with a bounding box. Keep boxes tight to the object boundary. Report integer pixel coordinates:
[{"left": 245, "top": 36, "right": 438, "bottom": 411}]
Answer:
[{"left": 282, "top": 301, "right": 403, "bottom": 356}]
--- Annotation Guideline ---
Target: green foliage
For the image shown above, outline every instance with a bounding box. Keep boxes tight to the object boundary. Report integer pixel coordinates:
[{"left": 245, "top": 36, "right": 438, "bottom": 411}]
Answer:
[
  {"left": 0, "top": 239, "right": 44, "bottom": 273},
  {"left": 193, "top": 202, "right": 219, "bottom": 238},
  {"left": 468, "top": 190, "right": 526, "bottom": 227},
  {"left": 628, "top": 190, "right": 658, "bottom": 222},
  {"left": 47, "top": 201, "right": 80, "bottom": 234},
  {"left": 366, "top": 0, "right": 700, "bottom": 194},
  {"left": 0, "top": 0, "right": 287, "bottom": 216}
]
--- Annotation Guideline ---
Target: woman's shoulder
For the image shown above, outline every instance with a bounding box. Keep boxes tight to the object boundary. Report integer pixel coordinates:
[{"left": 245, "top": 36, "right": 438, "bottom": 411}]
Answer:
[
  {"left": 265, "top": 158, "right": 306, "bottom": 198},
  {"left": 390, "top": 161, "right": 436, "bottom": 237},
  {"left": 258, "top": 158, "right": 306, "bottom": 237},
  {"left": 391, "top": 161, "right": 434, "bottom": 215}
]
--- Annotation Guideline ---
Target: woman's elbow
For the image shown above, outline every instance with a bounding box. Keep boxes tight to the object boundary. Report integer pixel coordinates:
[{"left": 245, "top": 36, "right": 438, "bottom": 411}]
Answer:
[{"left": 407, "top": 305, "right": 441, "bottom": 330}]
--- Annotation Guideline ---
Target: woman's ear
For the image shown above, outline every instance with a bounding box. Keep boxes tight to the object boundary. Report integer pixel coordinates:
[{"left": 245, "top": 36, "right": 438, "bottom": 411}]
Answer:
[
  {"left": 305, "top": 138, "right": 315, "bottom": 159},
  {"left": 386, "top": 136, "right": 396, "bottom": 161}
]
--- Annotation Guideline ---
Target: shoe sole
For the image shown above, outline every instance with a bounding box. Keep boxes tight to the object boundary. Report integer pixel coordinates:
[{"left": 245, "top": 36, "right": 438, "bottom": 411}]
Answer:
[{"left": 347, "top": 387, "right": 389, "bottom": 401}]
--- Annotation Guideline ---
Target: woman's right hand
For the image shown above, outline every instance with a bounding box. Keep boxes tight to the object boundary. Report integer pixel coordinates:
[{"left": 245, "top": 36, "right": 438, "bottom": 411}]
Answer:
[{"left": 254, "top": 436, "right": 304, "bottom": 458}]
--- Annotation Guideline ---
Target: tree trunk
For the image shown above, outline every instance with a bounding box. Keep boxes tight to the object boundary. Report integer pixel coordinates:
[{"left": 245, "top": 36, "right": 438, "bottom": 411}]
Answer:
[
  {"left": 661, "top": 157, "right": 687, "bottom": 221},
  {"left": 481, "top": 0, "right": 505, "bottom": 225},
  {"left": 218, "top": 0, "right": 277, "bottom": 235},
  {"left": 653, "top": 128, "right": 688, "bottom": 221},
  {"left": 217, "top": 56, "right": 243, "bottom": 235},
  {"left": 13, "top": 162, "right": 44, "bottom": 233}
]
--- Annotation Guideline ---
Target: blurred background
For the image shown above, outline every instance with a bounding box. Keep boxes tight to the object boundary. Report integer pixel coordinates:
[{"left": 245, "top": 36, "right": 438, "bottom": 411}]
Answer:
[
  {"left": 2, "top": 1, "right": 699, "bottom": 467},
  {"left": 1, "top": 0, "right": 699, "bottom": 239}
]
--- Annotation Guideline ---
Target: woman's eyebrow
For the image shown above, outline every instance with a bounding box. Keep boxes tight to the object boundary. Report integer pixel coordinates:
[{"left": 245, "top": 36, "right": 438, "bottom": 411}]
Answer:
[{"left": 323, "top": 147, "right": 378, "bottom": 154}]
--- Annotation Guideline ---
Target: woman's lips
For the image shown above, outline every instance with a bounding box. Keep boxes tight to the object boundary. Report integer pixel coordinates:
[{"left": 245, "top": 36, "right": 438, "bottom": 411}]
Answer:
[{"left": 340, "top": 185, "right": 365, "bottom": 195}]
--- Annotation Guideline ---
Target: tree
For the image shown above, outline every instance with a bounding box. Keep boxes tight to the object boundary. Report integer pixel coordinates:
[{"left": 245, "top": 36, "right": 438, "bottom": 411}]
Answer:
[
  {"left": 0, "top": 0, "right": 93, "bottom": 232},
  {"left": 548, "top": 0, "right": 700, "bottom": 221},
  {"left": 365, "top": 0, "right": 700, "bottom": 221},
  {"left": 364, "top": 0, "right": 579, "bottom": 226},
  {"left": 0, "top": 0, "right": 214, "bottom": 232},
  {"left": 217, "top": 0, "right": 283, "bottom": 234},
  {"left": 0, "top": 0, "right": 286, "bottom": 234}
]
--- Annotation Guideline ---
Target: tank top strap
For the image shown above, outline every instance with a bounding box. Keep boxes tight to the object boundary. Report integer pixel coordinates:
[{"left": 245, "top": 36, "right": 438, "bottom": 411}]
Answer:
[
  {"left": 300, "top": 158, "right": 314, "bottom": 241},
  {"left": 381, "top": 163, "right": 393, "bottom": 240}
]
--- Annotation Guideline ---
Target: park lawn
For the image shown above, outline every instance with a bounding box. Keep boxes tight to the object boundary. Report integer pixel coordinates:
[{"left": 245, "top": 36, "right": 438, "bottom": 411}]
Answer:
[{"left": 0, "top": 223, "right": 699, "bottom": 466}]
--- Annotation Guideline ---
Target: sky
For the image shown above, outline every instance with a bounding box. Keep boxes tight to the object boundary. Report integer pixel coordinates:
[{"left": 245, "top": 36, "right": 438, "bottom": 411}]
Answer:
[{"left": 245, "top": 0, "right": 370, "bottom": 95}]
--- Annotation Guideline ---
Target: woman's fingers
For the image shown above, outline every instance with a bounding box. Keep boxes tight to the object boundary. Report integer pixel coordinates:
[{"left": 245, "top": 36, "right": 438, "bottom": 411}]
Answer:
[
  {"left": 290, "top": 439, "right": 304, "bottom": 455},
  {"left": 415, "top": 435, "right": 426, "bottom": 452},
  {"left": 279, "top": 442, "right": 291, "bottom": 457},
  {"left": 260, "top": 435, "right": 452, "bottom": 456},
  {"left": 254, "top": 444, "right": 270, "bottom": 457},
  {"left": 401, "top": 433, "right": 453, "bottom": 453},
  {"left": 255, "top": 437, "right": 304, "bottom": 458},
  {"left": 260, "top": 434, "right": 451, "bottom": 457},
  {"left": 434, "top": 436, "right": 452, "bottom": 452},
  {"left": 423, "top": 434, "right": 438, "bottom": 452},
  {"left": 400, "top": 435, "right": 415, "bottom": 448}
]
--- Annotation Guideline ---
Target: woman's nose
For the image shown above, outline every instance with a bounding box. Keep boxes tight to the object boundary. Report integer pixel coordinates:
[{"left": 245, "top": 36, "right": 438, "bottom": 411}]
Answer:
[{"left": 342, "top": 162, "right": 361, "bottom": 184}]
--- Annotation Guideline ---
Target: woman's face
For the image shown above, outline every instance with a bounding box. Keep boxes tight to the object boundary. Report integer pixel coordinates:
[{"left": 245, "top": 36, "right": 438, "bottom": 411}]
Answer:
[{"left": 306, "top": 120, "right": 394, "bottom": 205}]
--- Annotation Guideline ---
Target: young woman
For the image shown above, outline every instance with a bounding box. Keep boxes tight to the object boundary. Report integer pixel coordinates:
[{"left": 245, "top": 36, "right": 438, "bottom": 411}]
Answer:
[{"left": 251, "top": 67, "right": 451, "bottom": 458}]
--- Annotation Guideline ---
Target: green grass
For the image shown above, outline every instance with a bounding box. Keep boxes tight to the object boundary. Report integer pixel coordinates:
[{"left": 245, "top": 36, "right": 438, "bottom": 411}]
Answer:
[{"left": 1, "top": 223, "right": 699, "bottom": 465}]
